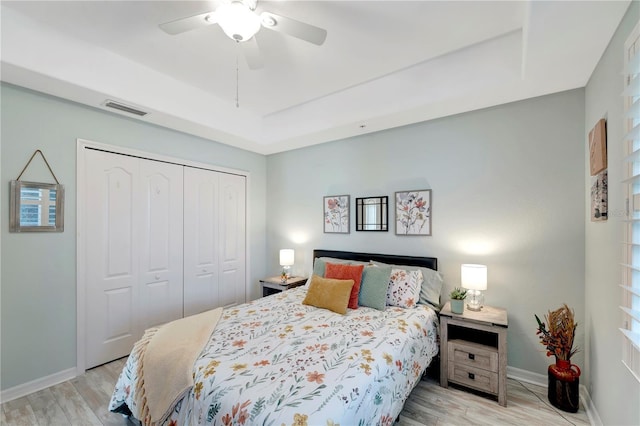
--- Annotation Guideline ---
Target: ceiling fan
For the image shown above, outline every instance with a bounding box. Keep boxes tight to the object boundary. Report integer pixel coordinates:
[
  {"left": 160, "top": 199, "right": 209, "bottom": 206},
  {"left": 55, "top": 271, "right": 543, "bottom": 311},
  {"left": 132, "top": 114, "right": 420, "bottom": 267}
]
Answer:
[{"left": 159, "top": 0, "right": 327, "bottom": 70}]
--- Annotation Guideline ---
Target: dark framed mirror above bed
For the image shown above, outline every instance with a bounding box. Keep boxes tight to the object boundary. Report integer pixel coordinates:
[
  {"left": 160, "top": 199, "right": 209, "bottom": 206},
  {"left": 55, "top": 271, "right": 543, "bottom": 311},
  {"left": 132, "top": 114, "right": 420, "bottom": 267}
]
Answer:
[{"left": 355, "top": 196, "right": 388, "bottom": 231}]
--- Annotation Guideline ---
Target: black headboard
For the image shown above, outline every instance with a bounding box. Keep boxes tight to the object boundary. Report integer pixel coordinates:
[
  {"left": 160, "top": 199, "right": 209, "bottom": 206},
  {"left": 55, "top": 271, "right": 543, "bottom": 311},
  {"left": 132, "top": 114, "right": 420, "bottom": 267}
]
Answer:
[{"left": 313, "top": 249, "right": 437, "bottom": 271}]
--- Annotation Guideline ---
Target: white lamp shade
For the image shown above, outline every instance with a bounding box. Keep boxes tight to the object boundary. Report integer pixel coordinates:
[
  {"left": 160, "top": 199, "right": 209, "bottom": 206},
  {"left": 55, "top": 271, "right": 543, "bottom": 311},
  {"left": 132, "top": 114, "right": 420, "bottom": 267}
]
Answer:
[
  {"left": 279, "top": 249, "right": 295, "bottom": 266},
  {"left": 461, "top": 264, "right": 487, "bottom": 290}
]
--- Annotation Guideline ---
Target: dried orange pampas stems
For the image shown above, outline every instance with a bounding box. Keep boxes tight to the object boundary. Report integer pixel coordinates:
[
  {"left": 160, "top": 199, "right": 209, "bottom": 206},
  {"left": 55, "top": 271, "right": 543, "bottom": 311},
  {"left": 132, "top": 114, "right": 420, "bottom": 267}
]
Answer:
[{"left": 535, "top": 303, "right": 579, "bottom": 361}]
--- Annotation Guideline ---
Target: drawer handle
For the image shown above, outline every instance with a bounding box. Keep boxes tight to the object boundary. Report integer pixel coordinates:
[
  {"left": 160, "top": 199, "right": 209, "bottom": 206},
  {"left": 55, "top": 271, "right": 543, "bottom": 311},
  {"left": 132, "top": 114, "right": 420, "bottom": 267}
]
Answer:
[
  {"left": 468, "top": 353, "right": 475, "bottom": 360},
  {"left": 468, "top": 372, "right": 475, "bottom": 380}
]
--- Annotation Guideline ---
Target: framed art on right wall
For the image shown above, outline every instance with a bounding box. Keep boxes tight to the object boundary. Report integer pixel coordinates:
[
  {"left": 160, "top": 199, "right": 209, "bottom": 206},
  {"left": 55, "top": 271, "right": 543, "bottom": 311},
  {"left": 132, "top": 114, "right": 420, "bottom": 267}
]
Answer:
[
  {"left": 591, "top": 170, "right": 608, "bottom": 222},
  {"left": 395, "top": 189, "right": 431, "bottom": 236},
  {"left": 589, "top": 118, "right": 607, "bottom": 176}
]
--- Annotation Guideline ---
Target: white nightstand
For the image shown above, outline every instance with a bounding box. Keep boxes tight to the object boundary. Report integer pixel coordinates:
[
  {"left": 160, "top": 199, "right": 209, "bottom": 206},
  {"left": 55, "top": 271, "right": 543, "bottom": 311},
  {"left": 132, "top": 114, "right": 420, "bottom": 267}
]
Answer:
[{"left": 439, "top": 301, "right": 508, "bottom": 406}]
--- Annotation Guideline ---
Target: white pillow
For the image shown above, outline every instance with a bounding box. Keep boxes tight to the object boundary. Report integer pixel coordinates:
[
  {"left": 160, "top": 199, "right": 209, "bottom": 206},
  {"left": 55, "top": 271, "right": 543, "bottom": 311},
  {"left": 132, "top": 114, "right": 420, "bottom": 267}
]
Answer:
[
  {"left": 386, "top": 268, "right": 423, "bottom": 308},
  {"left": 372, "top": 260, "right": 444, "bottom": 309}
]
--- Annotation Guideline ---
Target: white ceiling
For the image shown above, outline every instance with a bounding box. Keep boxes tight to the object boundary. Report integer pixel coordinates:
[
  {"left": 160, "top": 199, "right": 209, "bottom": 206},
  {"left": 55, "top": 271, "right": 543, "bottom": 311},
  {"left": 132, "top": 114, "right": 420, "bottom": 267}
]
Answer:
[{"left": 0, "top": 0, "right": 631, "bottom": 154}]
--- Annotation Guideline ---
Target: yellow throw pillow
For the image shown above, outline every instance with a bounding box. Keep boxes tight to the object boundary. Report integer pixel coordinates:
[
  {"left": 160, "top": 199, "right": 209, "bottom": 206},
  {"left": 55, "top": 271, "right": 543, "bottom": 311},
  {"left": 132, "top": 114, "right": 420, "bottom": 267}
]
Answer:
[{"left": 302, "top": 275, "right": 355, "bottom": 315}]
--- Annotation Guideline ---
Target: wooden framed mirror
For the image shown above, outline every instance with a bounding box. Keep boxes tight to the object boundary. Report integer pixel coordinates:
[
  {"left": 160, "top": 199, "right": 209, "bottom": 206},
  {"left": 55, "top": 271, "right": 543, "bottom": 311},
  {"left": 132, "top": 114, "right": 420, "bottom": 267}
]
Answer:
[
  {"left": 10, "top": 180, "right": 65, "bottom": 232},
  {"left": 356, "top": 196, "right": 388, "bottom": 231}
]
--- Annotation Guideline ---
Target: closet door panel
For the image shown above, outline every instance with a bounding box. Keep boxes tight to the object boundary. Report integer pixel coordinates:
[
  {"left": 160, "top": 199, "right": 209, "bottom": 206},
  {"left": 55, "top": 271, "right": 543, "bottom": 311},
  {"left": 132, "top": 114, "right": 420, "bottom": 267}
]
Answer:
[
  {"left": 139, "top": 160, "right": 184, "bottom": 328},
  {"left": 184, "top": 167, "right": 219, "bottom": 316},
  {"left": 219, "top": 173, "right": 246, "bottom": 307},
  {"left": 85, "top": 149, "right": 140, "bottom": 369}
]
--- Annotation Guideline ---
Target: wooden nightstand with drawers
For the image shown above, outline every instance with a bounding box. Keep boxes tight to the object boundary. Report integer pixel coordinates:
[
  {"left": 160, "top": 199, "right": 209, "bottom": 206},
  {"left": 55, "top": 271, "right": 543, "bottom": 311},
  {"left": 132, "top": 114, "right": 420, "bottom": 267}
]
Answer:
[
  {"left": 259, "top": 276, "right": 307, "bottom": 297},
  {"left": 440, "top": 301, "right": 508, "bottom": 406}
]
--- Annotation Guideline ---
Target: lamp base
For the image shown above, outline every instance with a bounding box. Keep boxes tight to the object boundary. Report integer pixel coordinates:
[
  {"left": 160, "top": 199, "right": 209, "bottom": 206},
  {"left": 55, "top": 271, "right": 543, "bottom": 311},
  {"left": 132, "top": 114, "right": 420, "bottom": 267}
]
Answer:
[
  {"left": 466, "top": 303, "right": 483, "bottom": 311},
  {"left": 281, "top": 266, "right": 291, "bottom": 283},
  {"left": 466, "top": 289, "right": 484, "bottom": 311}
]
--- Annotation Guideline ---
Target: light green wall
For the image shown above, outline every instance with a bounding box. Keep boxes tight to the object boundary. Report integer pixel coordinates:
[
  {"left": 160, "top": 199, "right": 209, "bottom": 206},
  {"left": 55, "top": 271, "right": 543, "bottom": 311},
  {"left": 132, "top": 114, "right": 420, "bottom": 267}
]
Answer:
[
  {"left": 266, "top": 89, "right": 586, "bottom": 377},
  {"left": 585, "top": 2, "right": 640, "bottom": 425},
  {"left": 3, "top": 8, "right": 638, "bottom": 423},
  {"left": 0, "top": 83, "right": 267, "bottom": 390}
]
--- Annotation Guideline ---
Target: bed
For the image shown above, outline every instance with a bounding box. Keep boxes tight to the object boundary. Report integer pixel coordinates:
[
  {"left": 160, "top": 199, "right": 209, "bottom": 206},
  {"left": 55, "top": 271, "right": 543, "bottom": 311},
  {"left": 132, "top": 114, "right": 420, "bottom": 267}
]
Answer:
[{"left": 109, "top": 249, "right": 442, "bottom": 425}]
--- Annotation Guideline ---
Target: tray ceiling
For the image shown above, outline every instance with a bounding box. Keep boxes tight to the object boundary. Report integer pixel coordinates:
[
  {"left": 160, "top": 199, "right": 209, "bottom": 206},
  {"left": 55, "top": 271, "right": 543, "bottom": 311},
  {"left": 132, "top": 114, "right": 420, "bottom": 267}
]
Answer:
[{"left": 1, "top": 1, "right": 631, "bottom": 154}]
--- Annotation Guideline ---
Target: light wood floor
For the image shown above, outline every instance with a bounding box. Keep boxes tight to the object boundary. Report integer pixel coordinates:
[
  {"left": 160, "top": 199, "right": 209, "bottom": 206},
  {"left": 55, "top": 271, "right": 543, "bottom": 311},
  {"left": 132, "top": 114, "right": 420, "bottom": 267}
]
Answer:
[{"left": 2, "top": 357, "right": 591, "bottom": 426}]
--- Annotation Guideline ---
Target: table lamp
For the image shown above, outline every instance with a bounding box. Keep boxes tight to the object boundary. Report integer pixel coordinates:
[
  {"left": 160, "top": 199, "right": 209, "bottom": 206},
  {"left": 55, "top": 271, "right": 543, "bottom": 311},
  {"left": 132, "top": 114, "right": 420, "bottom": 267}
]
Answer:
[
  {"left": 279, "top": 249, "right": 295, "bottom": 282},
  {"left": 461, "top": 264, "right": 487, "bottom": 311}
]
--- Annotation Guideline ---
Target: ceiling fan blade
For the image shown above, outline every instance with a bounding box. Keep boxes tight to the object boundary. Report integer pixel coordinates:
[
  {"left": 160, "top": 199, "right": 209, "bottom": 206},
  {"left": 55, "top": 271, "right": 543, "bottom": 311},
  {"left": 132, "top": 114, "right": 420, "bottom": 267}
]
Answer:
[
  {"left": 159, "top": 11, "right": 216, "bottom": 35},
  {"left": 260, "top": 12, "right": 327, "bottom": 46},
  {"left": 241, "top": 37, "right": 264, "bottom": 70}
]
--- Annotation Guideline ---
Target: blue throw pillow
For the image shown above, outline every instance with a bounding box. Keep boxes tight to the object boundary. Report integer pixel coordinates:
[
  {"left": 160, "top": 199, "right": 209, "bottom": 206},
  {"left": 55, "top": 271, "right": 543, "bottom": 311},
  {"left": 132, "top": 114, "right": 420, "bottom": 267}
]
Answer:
[{"left": 358, "top": 265, "right": 392, "bottom": 310}]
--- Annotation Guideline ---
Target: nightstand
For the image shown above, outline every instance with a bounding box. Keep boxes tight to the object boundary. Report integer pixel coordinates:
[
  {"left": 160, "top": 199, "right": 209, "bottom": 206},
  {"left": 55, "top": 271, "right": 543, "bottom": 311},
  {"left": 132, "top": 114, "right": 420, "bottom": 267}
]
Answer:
[
  {"left": 440, "top": 301, "right": 508, "bottom": 406},
  {"left": 259, "top": 276, "right": 307, "bottom": 297}
]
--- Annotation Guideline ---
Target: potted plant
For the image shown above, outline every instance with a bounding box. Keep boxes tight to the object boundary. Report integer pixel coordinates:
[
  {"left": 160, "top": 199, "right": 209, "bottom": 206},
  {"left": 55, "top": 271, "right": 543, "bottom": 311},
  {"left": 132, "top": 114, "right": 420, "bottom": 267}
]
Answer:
[
  {"left": 535, "top": 304, "right": 581, "bottom": 412},
  {"left": 449, "top": 287, "right": 467, "bottom": 314}
]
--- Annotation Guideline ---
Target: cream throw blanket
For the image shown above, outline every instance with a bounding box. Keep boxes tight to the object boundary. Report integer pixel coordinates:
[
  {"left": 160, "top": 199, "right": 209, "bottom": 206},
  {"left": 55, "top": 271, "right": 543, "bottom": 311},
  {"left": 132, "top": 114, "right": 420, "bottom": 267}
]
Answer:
[{"left": 133, "top": 307, "right": 223, "bottom": 426}]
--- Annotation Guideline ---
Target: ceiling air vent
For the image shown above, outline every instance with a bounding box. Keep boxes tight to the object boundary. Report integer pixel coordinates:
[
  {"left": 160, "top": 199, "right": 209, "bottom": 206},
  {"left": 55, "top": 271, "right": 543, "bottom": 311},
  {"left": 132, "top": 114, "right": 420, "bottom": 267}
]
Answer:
[{"left": 103, "top": 100, "right": 148, "bottom": 117}]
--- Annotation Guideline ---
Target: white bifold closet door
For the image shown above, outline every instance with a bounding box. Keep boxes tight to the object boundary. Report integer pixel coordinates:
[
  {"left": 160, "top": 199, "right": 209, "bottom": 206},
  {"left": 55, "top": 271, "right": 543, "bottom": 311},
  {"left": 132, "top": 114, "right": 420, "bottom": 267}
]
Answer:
[
  {"left": 83, "top": 148, "right": 246, "bottom": 369},
  {"left": 183, "top": 168, "right": 246, "bottom": 316},
  {"left": 139, "top": 159, "right": 184, "bottom": 329},
  {"left": 84, "top": 149, "right": 184, "bottom": 368},
  {"left": 218, "top": 173, "right": 246, "bottom": 308}
]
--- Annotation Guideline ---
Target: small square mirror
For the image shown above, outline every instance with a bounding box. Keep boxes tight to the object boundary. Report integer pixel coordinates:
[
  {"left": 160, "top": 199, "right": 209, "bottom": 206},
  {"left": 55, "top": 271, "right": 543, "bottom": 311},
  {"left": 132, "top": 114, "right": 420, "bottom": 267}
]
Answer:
[
  {"left": 356, "top": 196, "right": 388, "bottom": 231},
  {"left": 9, "top": 180, "right": 65, "bottom": 232}
]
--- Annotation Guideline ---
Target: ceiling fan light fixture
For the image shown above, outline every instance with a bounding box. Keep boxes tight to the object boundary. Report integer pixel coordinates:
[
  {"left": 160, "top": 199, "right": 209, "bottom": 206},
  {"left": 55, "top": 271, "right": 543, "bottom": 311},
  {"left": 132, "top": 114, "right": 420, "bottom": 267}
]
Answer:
[
  {"left": 216, "top": 1, "right": 261, "bottom": 42},
  {"left": 261, "top": 15, "right": 276, "bottom": 27}
]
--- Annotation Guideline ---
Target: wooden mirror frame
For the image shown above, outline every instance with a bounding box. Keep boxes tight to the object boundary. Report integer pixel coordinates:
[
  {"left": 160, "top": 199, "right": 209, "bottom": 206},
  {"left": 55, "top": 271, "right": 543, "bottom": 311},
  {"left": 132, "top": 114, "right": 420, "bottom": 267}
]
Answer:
[{"left": 9, "top": 180, "right": 65, "bottom": 232}]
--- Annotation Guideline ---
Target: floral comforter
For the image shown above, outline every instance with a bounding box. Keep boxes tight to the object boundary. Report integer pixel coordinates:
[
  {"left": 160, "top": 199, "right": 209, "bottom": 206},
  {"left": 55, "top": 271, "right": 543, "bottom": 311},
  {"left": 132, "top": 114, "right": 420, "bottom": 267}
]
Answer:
[{"left": 109, "top": 286, "right": 439, "bottom": 426}]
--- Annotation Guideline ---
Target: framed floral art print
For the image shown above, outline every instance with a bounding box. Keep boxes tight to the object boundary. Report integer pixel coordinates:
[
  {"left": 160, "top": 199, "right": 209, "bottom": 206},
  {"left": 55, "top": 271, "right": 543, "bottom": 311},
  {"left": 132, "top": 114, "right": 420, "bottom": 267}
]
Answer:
[
  {"left": 395, "top": 190, "right": 431, "bottom": 236},
  {"left": 323, "top": 195, "right": 350, "bottom": 233}
]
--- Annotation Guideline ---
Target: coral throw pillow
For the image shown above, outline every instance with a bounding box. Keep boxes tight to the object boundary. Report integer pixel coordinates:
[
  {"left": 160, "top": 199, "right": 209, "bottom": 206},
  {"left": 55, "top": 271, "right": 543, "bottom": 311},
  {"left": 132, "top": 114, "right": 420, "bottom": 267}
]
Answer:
[{"left": 324, "top": 262, "right": 365, "bottom": 309}]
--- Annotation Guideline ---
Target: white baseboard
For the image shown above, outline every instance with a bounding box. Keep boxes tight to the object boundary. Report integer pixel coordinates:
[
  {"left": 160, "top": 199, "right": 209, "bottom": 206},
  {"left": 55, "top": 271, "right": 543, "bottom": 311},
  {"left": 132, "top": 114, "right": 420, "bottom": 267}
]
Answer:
[
  {"left": 580, "top": 386, "right": 603, "bottom": 426},
  {"left": 0, "top": 367, "right": 76, "bottom": 404},
  {"left": 507, "top": 365, "right": 546, "bottom": 387},
  {"left": 506, "top": 366, "right": 601, "bottom": 426}
]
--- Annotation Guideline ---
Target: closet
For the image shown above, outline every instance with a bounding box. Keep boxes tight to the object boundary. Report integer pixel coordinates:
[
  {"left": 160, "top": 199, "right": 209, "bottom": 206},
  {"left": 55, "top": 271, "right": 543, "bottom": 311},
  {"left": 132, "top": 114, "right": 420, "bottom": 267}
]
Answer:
[
  {"left": 81, "top": 147, "right": 246, "bottom": 369},
  {"left": 183, "top": 167, "right": 246, "bottom": 317}
]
